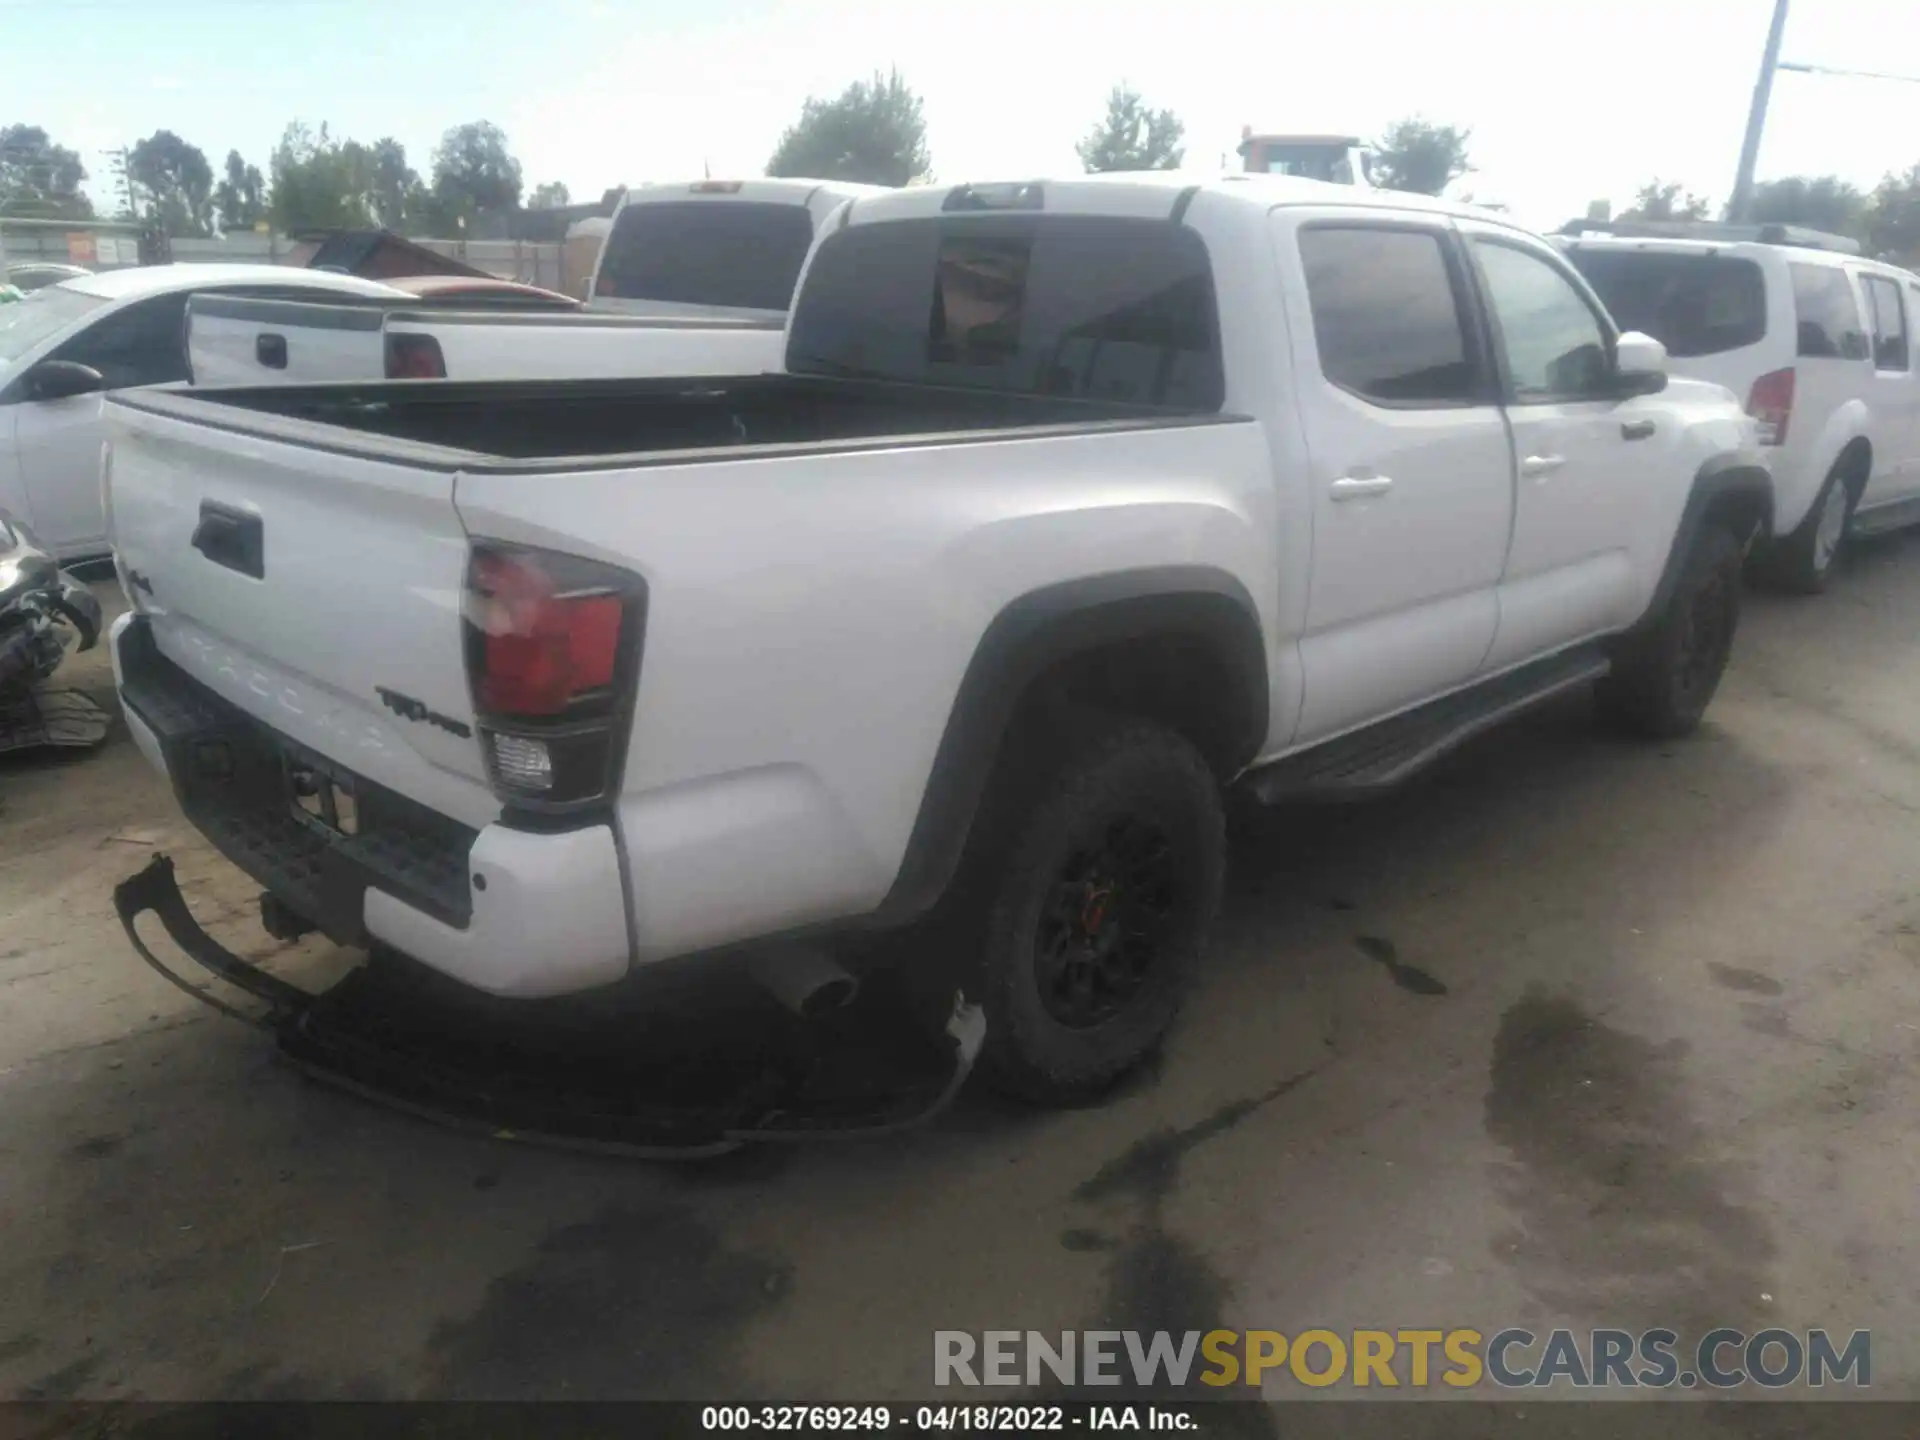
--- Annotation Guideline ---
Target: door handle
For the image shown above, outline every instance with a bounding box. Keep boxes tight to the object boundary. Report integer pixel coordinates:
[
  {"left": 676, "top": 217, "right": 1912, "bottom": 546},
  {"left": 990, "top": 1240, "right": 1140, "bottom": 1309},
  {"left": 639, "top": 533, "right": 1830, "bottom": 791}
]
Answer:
[
  {"left": 191, "top": 502, "right": 264, "bottom": 579},
  {"left": 1620, "top": 419, "right": 1657, "bottom": 441},
  {"left": 1330, "top": 475, "right": 1394, "bottom": 501},
  {"left": 1520, "top": 454, "right": 1567, "bottom": 478}
]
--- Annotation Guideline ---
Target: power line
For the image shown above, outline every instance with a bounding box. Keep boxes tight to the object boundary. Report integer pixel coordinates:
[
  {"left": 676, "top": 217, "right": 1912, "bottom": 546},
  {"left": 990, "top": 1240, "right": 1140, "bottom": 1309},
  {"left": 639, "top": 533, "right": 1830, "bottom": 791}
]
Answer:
[{"left": 1777, "top": 61, "right": 1920, "bottom": 85}]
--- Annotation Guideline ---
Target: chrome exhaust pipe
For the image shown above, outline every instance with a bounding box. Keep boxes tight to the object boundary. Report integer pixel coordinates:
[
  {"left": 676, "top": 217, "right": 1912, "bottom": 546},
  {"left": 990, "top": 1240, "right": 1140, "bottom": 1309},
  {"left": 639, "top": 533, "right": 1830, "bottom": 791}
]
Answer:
[{"left": 747, "top": 945, "right": 860, "bottom": 1020}]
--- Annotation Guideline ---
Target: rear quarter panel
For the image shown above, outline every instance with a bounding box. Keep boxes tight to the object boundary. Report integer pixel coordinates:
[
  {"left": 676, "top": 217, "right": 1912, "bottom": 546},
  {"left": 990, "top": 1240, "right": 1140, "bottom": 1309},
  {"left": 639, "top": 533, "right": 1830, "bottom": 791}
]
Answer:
[{"left": 453, "top": 419, "right": 1278, "bottom": 960}]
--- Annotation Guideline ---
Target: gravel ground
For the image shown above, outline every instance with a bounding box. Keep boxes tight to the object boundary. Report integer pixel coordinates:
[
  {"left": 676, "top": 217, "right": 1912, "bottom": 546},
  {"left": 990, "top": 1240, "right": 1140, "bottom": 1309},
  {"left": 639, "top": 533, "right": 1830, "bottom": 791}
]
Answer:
[{"left": 2, "top": 537, "right": 1918, "bottom": 1430}]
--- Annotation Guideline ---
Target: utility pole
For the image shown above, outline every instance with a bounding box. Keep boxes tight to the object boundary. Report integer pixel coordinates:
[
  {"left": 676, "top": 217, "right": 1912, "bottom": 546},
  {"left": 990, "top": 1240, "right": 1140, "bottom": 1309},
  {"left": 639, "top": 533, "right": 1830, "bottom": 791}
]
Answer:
[
  {"left": 105, "top": 147, "right": 139, "bottom": 221},
  {"left": 1727, "top": 0, "right": 1790, "bottom": 224}
]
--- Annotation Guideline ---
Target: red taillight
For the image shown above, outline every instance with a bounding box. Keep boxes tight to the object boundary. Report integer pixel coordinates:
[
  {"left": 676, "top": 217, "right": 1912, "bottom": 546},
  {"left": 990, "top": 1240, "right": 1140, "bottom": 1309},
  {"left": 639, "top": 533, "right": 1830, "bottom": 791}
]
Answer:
[
  {"left": 1745, "top": 366, "right": 1795, "bottom": 446},
  {"left": 594, "top": 273, "right": 616, "bottom": 297},
  {"left": 470, "top": 550, "right": 622, "bottom": 716},
  {"left": 385, "top": 333, "right": 446, "bottom": 379},
  {"left": 465, "top": 544, "right": 645, "bottom": 809}
]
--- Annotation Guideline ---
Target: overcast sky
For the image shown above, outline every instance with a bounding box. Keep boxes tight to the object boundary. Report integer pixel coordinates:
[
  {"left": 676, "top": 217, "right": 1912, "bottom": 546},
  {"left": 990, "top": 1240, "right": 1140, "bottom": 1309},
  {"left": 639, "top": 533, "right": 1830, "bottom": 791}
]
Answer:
[{"left": 7, "top": 0, "right": 1919, "bottom": 232}]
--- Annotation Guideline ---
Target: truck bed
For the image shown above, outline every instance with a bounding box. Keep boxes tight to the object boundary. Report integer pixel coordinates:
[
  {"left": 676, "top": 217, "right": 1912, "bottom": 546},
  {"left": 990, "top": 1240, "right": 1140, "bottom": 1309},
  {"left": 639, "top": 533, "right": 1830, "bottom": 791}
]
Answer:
[{"left": 113, "top": 374, "right": 1237, "bottom": 471}]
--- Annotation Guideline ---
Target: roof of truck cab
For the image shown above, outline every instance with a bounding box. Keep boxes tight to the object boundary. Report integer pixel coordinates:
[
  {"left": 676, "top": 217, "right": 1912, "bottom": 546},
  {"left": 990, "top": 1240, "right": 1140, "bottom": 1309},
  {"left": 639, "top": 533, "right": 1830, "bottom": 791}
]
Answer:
[
  {"left": 620, "top": 178, "right": 888, "bottom": 207},
  {"left": 61, "top": 265, "right": 408, "bottom": 301},
  {"left": 839, "top": 171, "right": 1537, "bottom": 233}
]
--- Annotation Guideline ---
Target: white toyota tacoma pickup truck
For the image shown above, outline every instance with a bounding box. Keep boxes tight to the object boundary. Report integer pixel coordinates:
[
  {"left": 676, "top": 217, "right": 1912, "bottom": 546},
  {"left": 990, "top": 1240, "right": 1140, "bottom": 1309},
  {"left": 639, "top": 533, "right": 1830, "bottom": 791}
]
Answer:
[{"left": 104, "top": 173, "right": 1771, "bottom": 1107}]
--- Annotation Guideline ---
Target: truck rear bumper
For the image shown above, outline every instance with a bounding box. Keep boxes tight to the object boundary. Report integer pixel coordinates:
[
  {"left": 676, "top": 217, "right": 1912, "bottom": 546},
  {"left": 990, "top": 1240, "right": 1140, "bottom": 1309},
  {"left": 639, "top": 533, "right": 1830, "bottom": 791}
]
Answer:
[{"left": 110, "top": 612, "right": 631, "bottom": 997}]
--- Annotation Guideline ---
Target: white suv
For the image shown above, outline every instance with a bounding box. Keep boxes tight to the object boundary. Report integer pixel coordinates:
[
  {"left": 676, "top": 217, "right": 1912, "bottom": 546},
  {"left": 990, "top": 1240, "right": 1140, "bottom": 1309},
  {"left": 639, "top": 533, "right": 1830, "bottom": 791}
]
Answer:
[{"left": 1561, "top": 221, "right": 1920, "bottom": 591}]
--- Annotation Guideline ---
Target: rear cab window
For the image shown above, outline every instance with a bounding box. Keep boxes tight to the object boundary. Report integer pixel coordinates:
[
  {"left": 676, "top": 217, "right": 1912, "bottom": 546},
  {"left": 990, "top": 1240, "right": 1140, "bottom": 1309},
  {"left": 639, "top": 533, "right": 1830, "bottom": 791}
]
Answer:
[
  {"left": 595, "top": 201, "right": 817, "bottom": 313},
  {"left": 786, "top": 214, "right": 1224, "bottom": 411},
  {"left": 1296, "top": 224, "right": 1480, "bottom": 405},
  {"left": 1565, "top": 247, "right": 1767, "bottom": 358},
  {"left": 1789, "top": 262, "right": 1869, "bottom": 360}
]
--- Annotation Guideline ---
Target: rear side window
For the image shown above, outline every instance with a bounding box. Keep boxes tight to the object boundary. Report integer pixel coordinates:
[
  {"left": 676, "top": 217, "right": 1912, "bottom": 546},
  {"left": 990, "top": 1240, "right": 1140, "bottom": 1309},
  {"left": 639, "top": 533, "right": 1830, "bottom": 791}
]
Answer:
[
  {"left": 787, "top": 215, "right": 1223, "bottom": 410},
  {"left": 1790, "top": 263, "right": 1869, "bottom": 360},
  {"left": 1565, "top": 249, "right": 1766, "bottom": 358},
  {"left": 596, "top": 201, "right": 816, "bottom": 312},
  {"left": 1297, "top": 225, "right": 1476, "bottom": 405},
  {"left": 1862, "top": 275, "right": 1910, "bottom": 372}
]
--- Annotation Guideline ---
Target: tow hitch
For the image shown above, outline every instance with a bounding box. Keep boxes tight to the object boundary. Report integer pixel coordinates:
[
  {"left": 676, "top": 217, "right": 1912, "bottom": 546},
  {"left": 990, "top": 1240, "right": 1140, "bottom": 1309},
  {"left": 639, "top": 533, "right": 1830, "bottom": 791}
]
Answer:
[{"left": 113, "top": 854, "right": 987, "bottom": 1160}]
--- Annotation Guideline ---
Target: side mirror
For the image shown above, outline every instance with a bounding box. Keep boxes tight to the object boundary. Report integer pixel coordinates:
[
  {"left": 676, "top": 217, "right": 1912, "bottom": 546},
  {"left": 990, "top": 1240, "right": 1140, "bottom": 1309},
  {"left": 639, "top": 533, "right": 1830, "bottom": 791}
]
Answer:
[
  {"left": 24, "top": 360, "right": 106, "bottom": 403},
  {"left": 1613, "top": 331, "right": 1668, "bottom": 396}
]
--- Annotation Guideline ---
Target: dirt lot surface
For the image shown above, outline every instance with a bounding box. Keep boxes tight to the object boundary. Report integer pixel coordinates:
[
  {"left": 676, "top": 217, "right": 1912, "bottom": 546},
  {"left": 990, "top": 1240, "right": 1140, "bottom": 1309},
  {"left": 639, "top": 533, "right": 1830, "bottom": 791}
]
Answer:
[{"left": 4, "top": 541, "right": 1919, "bottom": 1430}]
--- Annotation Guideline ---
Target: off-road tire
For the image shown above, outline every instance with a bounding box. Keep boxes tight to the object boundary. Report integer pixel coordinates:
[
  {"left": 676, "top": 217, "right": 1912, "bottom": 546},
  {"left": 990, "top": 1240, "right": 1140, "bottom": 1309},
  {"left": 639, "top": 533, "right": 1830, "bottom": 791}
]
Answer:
[
  {"left": 968, "top": 717, "right": 1226, "bottom": 1106},
  {"left": 1598, "top": 524, "right": 1744, "bottom": 739},
  {"left": 1760, "top": 461, "right": 1854, "bottom": 594}
]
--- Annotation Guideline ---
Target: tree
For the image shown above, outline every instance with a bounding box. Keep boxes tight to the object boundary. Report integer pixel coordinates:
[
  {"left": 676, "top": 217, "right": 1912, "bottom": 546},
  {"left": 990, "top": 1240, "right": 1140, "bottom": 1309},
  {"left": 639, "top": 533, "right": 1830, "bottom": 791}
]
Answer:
[
  {"left": 213, "top": 150, "right": 267, "bottom": 233},
  {"left": 766, "top": 68, "right": 931, "bottom": 187},
  {"left": 1865, "top": 165, "right": 1920, "bottom": 264},
  {"left": 1748, "top": 175, "right": 1867, "bottom": 238},
  {"left": 128, "top": 129, "right": 215, "bottom": 237},
  {"left": 528, "top": 181, "right": 571, "bottom": 209},
  {"left": 269, "top": 121, "right": 374, "bottom": 233},
  {"left": 1076, "top": 85, "right": 1185, "bottom": 173},
  {"left": 1621, "top": 179, "right": 1712, "bottom": 222},
  {"left": 1370, "top": 117, "right": 1472, "bottom": 196},
  {"left": 431, "top": 120, "right": 523, "bottom": 234},
  {"left": 0, "top": 123, "right": 93, "bottom": 218},
  {"left": 368, "top": 137, "right": 427, "bottom": 232}
]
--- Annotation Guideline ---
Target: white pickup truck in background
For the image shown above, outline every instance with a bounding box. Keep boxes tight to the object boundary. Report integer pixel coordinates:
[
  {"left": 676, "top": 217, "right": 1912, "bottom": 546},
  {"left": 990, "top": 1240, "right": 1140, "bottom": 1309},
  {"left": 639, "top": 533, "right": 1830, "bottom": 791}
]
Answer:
[
  {"left": 105, "top": 172, "right": 1770, "bottom": 1109},
  {"left": 586, "top": 177, "right": 886, "bottom": 319},
  {"left": 184, "top": 177, "right": 885, "bottom": 387},
  {"left": 186, "top": 291, "right": 788, "bottom": 385}
]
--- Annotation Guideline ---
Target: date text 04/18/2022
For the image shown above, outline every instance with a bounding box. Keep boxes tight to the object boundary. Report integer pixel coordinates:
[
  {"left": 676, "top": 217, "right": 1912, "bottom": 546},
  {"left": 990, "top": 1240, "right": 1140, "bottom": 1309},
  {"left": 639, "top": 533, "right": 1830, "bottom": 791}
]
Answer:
[{"left": 700, "top": 1405, "right": 1197, "bottom": 1432}]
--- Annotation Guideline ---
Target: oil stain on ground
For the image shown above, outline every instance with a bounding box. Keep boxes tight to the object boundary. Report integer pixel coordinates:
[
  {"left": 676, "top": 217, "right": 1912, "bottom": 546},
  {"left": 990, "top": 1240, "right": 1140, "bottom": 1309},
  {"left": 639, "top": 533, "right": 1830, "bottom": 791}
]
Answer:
[
  {"left": 1058, "top": 1073, "right": 1320, "bottom": 1439},
  {"left": 1708, "top": 963, "right": 1785, "bottom": 997},
  {"left": 423, "top": 1203, "right": 790, "bottom": 1400},
  {"left": 1484, "top": 988, "right": 1776, "bottom": 1340},
  {"left": 1354, "top": 936, "right": 1449, "bottom": 995},
  {"left": 18, "top": 1352, "right": 100, "bottom": 1401}
]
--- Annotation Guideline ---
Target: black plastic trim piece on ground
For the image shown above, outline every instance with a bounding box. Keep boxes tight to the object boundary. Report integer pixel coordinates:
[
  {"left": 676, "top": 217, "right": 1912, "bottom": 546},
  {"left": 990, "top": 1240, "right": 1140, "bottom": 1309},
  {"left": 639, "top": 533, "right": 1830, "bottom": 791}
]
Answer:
[{"left": 111, "top": 853, "right": 986, "bottom": 1160}]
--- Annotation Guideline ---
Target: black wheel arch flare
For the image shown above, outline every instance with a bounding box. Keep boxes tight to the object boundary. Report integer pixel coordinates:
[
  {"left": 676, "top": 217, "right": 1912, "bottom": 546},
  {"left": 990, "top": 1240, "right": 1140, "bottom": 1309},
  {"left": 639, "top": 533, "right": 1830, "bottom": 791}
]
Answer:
[
  {"left": 1630, "top": 455, "right": 1773, "bottom": 634},
  {"left": 873, "top": 565, "right": 1268, "bottom": 925}
]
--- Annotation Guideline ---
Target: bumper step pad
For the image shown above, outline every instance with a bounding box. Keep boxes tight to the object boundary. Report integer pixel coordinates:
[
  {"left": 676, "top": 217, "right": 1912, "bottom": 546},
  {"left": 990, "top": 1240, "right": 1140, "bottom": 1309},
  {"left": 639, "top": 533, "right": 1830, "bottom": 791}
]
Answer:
[{"left": 114, "top": 854, "right": 986, "bottom": 1160}]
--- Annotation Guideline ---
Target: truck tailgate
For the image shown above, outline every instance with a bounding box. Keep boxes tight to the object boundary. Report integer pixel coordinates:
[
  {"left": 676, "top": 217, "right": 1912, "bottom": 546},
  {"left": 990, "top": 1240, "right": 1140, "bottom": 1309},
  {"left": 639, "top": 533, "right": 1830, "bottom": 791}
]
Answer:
[
  {"left": 187, "top": 294, "right": 387, "bottom": 386},
  {"left": 105, "top": 393, "right": 497, "bottom": 829},
  {"left": 385, "top": 311, "right": 786, "bottom": 381}
]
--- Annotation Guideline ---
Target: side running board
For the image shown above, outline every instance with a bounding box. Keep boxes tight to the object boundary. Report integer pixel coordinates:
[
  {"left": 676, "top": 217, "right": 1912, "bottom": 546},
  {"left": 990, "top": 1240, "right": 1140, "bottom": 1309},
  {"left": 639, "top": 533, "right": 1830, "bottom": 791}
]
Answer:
[{"left": 1243, "top": 645, "right": 1610, "bottom": 804}]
